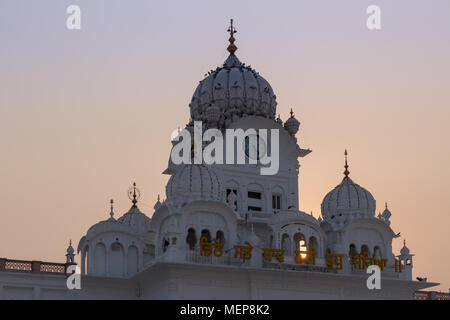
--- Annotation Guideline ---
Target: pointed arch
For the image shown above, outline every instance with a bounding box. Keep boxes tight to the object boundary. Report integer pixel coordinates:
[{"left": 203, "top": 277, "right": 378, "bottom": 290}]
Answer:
[
  {"left": 281, "top": 233, "right": 291, "bottom": 254},
  {"left": 127, "top": 245, "right": 138, "bottom": 276},
  {"left": 186, "top": 228, "right": 197, "bottom": 250},
  {"left": 109, "top": 242, "right": 124, "bottom": 277},
  {"left": 216, "top": 230, "right": 225, "bottom": 244},
  {"left": 361, "top": 244, "right": 370, "bottom": 256},
  {"left": 293, "top": 233, "right": 306, "bottom": 251},
  {"left": 201, "top": 229, "right": 211, "bottom": 242},
  {"left": 94, "top": 243, "right": 106, "bottom": 276}
]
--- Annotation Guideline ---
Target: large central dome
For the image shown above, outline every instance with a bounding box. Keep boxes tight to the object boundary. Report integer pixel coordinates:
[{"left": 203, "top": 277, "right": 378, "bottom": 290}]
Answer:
[{"left": 189, "top": 21, "right": 277, "bottom": 129}]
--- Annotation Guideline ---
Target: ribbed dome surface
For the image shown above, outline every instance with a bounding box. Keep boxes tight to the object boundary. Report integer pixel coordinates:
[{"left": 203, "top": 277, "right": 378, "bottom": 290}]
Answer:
[
  {"left": 166, "top": 164, "right": 223, "bottom": 204},
  {"left": 189, "top": 53, "right": 277, "bottom": 129},
  {"left": 118, "top": 205, "right": 152, "bottom": 233},
  {"left": 321, "top": 177, "right": 376, "bottom": 221}
]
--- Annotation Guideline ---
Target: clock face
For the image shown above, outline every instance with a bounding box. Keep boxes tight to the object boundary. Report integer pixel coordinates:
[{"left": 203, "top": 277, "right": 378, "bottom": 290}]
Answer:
[{"left": 243, "top": 134, "right": 266, "bottom": 160}]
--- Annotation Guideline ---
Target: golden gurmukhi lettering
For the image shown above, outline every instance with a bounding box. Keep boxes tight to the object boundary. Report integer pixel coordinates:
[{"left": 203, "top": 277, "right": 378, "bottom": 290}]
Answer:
[
  {"left": 262, "top": 248, "right": 285, "bottom": 263},
  {"left": 234, "top": 241, "right": 253, "bottom": 260},
  {"left": 200, "top": 237, "right": 224, "bottom": 257},
  {"left": 295, "top": 246, "right": 317, "bottom": 265},
  {"left": 326, "top": 253, "right": 344, "bottom": 270},
  {"left": 351, "top": 251, "right": 387, "bottom": 271}
]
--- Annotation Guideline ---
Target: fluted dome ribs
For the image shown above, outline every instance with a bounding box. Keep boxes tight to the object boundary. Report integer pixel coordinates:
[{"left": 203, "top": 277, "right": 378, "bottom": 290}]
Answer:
[
  {"left": 166, "top": 164, "right": 223, "bottom": 204},
  {"left": 321, "top": 177, "right": 376, "bottom": 222},
  {"left": 189, "top": 54, "right": 277, "bottom": 129}
]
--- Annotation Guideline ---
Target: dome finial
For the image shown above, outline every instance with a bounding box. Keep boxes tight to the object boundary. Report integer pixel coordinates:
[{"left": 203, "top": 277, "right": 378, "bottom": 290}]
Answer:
[
  {"left": 344, "top": 149, "right": 350, "bottom": 177},
  {"left": 132, "top": 183, "right": 137, "bottom": 206},
  {"left": 227, "top": 19, "right": 237, "bottom": 54},
  {"left": 400, "top": 239, "right": 410, "bottom": 256},
  {"left": 110, "top": 199, "right": 114, "bottom": 218},
  {"left": 128, "top": 182, "right": 141, "bottom": 207},
  {"left": 284, "top": 108, "right": 300, "bottom": 137}
]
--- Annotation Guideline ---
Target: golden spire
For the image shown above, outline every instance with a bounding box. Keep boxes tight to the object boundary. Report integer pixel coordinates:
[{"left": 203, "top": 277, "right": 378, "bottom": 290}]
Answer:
[
  {"left": 344, "top": 149, "right": 350, "bottom": 177},
  {"left": 227, "top": 19, "right": 237, "bottom": 54}
]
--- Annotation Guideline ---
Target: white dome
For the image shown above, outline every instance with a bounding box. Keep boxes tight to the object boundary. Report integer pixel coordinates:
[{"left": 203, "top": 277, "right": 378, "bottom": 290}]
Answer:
[
  {"left": 189, "top": 53, "right": 277, "bottom": 129},
  {"left": 321, "top": 176, "right": 376, "bottom": 222},
  {"left": 166, "top": 164, "right": 223, "bottom": 204},
  {"left": 284, "top": 109, "right": 300, "bottom": 137},
  {"left": 117, "top": 205, "right": 152, "bottom": 234}
]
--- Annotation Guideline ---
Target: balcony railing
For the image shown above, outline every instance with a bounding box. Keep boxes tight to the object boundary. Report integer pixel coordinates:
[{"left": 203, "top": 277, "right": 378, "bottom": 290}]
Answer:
[
  {"left": 0, "top": 258, "right": 74, "bottom": 275},
  {"left": 239, "top": 211, "right": 274, "bottom": 220},
  {"left": 185, "top": 251, "right": 251, "bottom": 267}
]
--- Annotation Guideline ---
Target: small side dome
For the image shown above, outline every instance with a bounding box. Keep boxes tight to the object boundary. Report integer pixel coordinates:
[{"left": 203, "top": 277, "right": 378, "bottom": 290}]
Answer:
[
  {"left": 321, "top": 151, "right": 376, "bottom": 223},
  {"left": 117, "top": 183, "right": 152, "bottom": 233},
  {"left": 118, "top": 205, "right": 151, "bottom": 230},
  {"left": 382, "top": 203, "right": 391, "bottom": 219},
  {"left": 284, "top": 109, "right": 300, "bottom": 136},
  {"left": 321, "top": 176, "right": 376, "bottom": 221},
  {"left": 166, "top": 164, "right": 223, "bottom": 204}
]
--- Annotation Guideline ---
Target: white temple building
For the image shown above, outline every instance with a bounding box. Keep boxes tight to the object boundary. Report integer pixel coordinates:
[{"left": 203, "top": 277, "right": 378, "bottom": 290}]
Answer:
[{"left": 0, "top": 20, "right": 438, "bottom": 300}]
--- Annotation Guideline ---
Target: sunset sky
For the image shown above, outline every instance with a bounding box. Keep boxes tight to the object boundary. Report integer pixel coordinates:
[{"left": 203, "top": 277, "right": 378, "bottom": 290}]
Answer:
[{"left": 1, "top": 0, "right": 449, "bottom": 291}]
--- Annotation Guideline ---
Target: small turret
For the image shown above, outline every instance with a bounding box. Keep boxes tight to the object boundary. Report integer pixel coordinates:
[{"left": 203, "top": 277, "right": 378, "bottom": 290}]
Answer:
[
  {"left": 398, "top": 239, "right": 414, "bottom": 280},
  {"left": 66, "top": 240, "right": 75, "bottom": 264},
  {"left": 107, "top": 199, "right": 116, "bottom": 221},
  {"left": 275, "top": 114, "right": 283, "bottom": 126},
  {"left": 154, "top": 194, "right": 162, "bottom": 210},
  {"left": 284, "top": 108, "right": 300, "bottom": 137}
]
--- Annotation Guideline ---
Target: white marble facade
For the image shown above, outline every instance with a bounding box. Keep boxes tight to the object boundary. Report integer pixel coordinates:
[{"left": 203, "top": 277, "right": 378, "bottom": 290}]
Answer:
[{"left": 0, "top": 24, "right": 437, "bottom": 300}]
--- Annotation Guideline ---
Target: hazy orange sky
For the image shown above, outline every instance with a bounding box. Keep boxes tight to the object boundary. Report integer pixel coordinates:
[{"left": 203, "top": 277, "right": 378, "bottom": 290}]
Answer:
[{"left": 1, "top": 0, "right": 449, "bottom": 291}]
